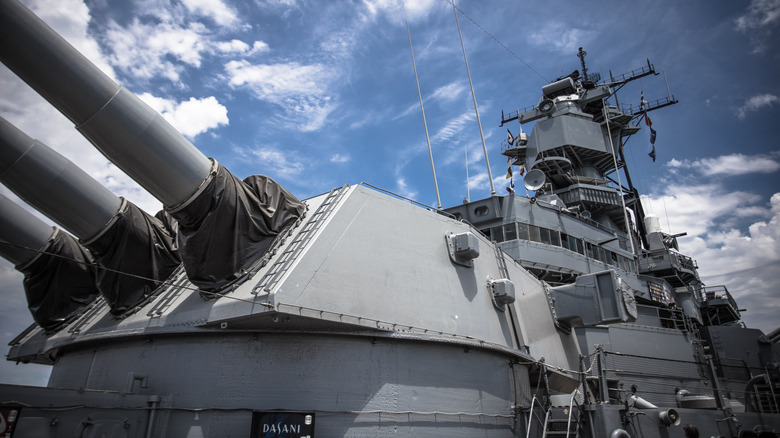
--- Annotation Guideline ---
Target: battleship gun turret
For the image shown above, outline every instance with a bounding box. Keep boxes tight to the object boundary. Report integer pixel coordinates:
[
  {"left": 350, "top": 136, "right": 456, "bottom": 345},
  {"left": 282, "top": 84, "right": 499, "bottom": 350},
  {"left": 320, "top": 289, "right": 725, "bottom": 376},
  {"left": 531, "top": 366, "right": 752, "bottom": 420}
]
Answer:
[
  {"left": 0, "top": 0, "right": 305, "bottom": 294},
  {"left": 0, "top": 194, "right": 98, "bottom": 329},
  {"left": 0, "top": 117, "right": 180, "bottom": 315}
]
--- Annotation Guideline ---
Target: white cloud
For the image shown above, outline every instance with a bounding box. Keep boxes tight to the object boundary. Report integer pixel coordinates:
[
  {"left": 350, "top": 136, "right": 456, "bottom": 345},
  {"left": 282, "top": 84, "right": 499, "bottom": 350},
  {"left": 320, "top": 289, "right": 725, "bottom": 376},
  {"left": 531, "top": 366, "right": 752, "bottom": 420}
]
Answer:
[
  {"left": 467, "top": 172, "right": 489, "bottom": 191},
  {"left": 215, "top": 39, "right": 250, "bottom": 54},
  {"left": 528, "top": 21, "right": 596, "bottom": 53},
  {"left": 225, "top": 60, "right": 337, "bottom": 131},
  {"left": 104, "top": 19, "right": 208, "bottom": 82},
  {"left": 225, "top": 60, "right": 330, "bottom": 97},
  {"left": 233, "top": 146, "right": 305, "bottom": 180},
  {"left": 668, "top": 152, "right": 780, "bottom": 176},
  {"left": 181, "top": 0, "right": 239, "bottom": 26},
  {"left": 432, "top": 112, "right": 474, "bottom": 144},
  {"left": 644, "top": 184, "right": 763, "bottom": 237},
  {"left": 735, "top": 94, "right": 779, "bottom": 119},
  {"left": 430, "top": 81, "right": 465, "bottom": 102},
  {"left": 735, "top": 0, "right": 780, "bottom": 53},
  {"left": 138, "top": 93, "right": 229, "bottom": 139},
  {"left": 319, "top": 31, "right": 360, "bottom": 58},
  {"left": 362, "top": 0, "right": 438, "bottom": 23},
  {"left": 251, "top": 41, "right": 270, "bottom": 54},
  {"left": 330, "top": 153, "right": 351, "bottom": 163},
  {"left": 395, "top": 177, "right": 418, "bottom": 200},
  {"left": 735, "top": 0, "right": 780, "bottom": 31}
]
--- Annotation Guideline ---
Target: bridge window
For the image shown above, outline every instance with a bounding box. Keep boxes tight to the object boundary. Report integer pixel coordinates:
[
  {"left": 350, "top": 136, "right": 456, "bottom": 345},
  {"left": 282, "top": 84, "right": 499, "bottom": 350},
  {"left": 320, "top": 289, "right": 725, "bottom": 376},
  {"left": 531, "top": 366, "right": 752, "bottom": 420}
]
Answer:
[
  {"left": 549, "top": 229, "right": 560, "bottom": 247},
  {"left": 529, "top": 225, "right": 541, "bottom": 242},
  {"left": 573, "top": 238, "right": 584, "bottom": 255},
  {"left": 504, "top": 223, "right": 517, "bottom": 241},
  {"left": 517, "top": 223, "right": 529, "bottom": 240},
  {"left": 490, "top": 226, "right": 504, "bottom": 242},
  {"left": 540, "top": 228, "right": 551, "bottom": 245},
  {"left": 560, "top": 233, "right": 570, "bottom": 250}
]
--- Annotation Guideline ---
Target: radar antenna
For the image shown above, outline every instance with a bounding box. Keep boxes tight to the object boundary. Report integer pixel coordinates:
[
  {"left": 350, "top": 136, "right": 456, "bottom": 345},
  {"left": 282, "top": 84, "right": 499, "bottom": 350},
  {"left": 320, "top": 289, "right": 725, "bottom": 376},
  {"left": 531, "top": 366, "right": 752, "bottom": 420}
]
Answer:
[{"left": 577, "top": 47, "right": 589, "bottom": 82}]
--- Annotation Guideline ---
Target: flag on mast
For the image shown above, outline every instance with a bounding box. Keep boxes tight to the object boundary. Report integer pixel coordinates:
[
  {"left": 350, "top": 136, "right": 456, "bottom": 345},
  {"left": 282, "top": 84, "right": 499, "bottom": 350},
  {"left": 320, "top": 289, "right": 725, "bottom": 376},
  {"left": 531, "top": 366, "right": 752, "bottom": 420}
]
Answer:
[
  {"left": 507, "top": 129, "right": 514, "bottom": 146},
  {"left": 641, "top": 91, "right": 657, "bottom": 162},
  {"left": 506, "top": 157, "right": 515, "bottom": 193}
]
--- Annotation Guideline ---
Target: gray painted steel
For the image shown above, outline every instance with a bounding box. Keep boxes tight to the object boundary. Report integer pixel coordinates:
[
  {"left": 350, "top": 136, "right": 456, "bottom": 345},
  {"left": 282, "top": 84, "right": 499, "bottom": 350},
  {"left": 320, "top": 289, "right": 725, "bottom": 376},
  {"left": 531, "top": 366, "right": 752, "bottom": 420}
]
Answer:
[
  {"left": 0, "top": 194, "right": 53, "bottom": 265},
  {"left": 0, "top": 117, "right": 121, "bottom": 239}
]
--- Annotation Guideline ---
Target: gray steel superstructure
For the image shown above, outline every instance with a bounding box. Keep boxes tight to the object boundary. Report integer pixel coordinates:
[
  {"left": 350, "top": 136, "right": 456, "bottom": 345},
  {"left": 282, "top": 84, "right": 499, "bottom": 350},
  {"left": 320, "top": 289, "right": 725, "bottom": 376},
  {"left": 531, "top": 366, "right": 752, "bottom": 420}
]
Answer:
[{"left": 0, "top": 1, "right": 778, "bottom": 437}]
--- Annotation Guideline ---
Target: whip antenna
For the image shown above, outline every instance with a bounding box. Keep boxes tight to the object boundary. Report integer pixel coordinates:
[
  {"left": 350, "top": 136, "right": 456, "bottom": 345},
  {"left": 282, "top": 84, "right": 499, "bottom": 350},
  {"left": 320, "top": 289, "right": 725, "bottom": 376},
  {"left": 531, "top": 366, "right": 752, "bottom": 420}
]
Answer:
[
  {"left": 452, "top": 1, "right": 496, "bottom": 196},
  {"left": 407, "top": 21, "right": 442, "bottom": 210}
]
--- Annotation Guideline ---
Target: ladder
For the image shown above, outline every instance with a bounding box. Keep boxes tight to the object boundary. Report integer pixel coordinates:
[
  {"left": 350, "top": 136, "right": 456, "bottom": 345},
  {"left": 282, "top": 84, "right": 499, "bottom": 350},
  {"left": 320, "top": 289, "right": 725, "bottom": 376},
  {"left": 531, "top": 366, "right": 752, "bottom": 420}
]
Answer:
[
  {"left": 253, "top": 185, "right": 349, "bottom": 296},
  {"left": 544, "top": 391, "right": 583, "bottom": 438}
]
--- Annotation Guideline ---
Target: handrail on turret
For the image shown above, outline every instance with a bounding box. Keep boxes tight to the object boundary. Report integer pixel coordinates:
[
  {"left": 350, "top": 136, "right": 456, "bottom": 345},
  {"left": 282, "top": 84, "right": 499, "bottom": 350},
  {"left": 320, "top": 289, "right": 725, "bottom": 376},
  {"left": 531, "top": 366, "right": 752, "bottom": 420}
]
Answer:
[
  {"left": 566, "top": 389, "right": 583, "bottom": 438},
  {"left": 525, "top": 395, "right": 550, "bottom": 438}
]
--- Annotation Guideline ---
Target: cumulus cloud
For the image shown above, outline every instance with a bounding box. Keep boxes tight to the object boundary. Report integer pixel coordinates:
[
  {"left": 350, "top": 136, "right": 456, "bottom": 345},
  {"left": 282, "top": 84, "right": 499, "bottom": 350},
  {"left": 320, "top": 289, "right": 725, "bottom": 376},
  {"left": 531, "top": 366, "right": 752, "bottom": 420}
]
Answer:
[
  {"left": 181, "top": 0, "right": 239, "bottom": 26},
  {"left": 104, "top": 19, "right": 208, "bottom": 82},
  {"left": 668, "top": 152, "right": 780, "bottom": 176},
  {"left": 225, "top": 60, "right": 337, "bottom": 131},
  {"left": 467, "top": 172, "right": 490, "bottom": 191},
  {"left": 362, "top": 0, "right": 438, "bottom": 23},
  {"left": 215, "top": 39, "right": 250, "bottom": 54},
  {"left": 138, "top": 93, "right": 229, "bottom": 138},
  {"left": 735, "top": 94, "right": 779, "bottom": 119},
  {"left": 251, "top": 41, "right": 270, "bottom": 54}
]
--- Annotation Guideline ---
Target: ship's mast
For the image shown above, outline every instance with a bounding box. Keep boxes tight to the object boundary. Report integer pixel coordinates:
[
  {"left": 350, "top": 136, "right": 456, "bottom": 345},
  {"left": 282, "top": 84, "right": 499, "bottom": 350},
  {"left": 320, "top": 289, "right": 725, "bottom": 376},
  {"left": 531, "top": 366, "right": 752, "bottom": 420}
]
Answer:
[{"left": 577, "top": 46, "right": 589, "bottom": 82}]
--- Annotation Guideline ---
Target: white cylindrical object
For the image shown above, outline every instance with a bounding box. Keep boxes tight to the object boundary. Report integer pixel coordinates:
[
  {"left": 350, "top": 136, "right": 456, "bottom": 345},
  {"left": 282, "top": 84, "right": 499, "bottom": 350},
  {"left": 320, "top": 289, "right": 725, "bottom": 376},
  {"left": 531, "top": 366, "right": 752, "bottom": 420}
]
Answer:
[{"left": 644, "top": 214, "right": 662, "bottom": 234}]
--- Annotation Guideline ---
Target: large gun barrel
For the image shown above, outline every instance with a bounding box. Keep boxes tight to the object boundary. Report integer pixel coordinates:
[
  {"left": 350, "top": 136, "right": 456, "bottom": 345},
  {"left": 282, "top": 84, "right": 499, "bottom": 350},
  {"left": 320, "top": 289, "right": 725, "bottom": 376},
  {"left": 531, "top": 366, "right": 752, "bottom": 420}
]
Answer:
[
  {"left": 0, "top": 194, "right": 98, "bottom": 329},
  {"left": 0, "top": 193, "right": 53, "bottom": 266},
  {"left": 0, "top": 117, "right": 180, "bottom": 315},
  {"left": 1, "top": 0, "right": 305, "bottom": 292},
  {"left": 0, "top": 117, "right": 120, "bottom": 239},
  {"left": 0, "top": 0, "right": 210, "bottom": 207}
]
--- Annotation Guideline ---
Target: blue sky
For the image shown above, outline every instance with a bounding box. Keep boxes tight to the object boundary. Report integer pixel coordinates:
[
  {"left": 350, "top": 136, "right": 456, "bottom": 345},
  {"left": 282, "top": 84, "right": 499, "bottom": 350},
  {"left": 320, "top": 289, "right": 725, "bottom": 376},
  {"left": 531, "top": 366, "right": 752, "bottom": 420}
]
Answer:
[{"left": 1, "top": 0, "right": 778, "bottom": 385}]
